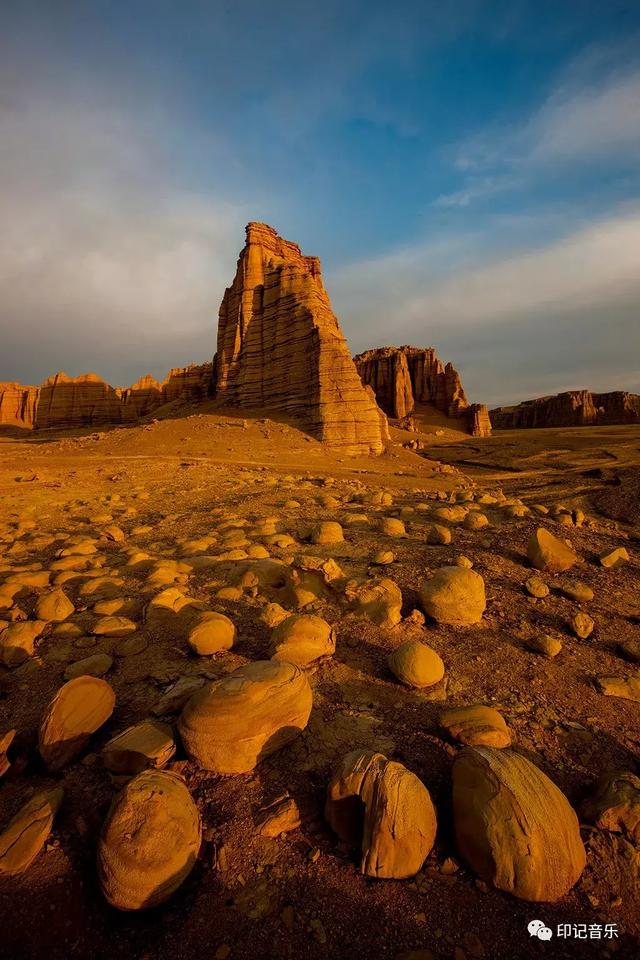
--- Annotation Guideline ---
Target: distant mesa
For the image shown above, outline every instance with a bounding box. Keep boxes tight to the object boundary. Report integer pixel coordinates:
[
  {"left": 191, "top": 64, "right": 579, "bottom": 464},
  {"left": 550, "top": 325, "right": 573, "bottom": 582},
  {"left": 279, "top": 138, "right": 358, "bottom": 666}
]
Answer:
[
  {"left": 0, "top": 365, "right": 212, "bottom": 431},
  {"left": 1, "top": 221, "right": 494, "bottom": 447},
  {"left": 354, "top": 345, "right": 491, "bottom": 437},
  {"left": 491, "top": 390, "right": 640, "bottom": 430}
]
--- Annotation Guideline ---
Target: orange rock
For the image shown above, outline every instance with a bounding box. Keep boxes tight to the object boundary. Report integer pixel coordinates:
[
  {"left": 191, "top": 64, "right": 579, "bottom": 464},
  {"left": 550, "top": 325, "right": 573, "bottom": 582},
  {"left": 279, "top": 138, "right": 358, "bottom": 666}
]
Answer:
[
  {"left": 491, "top": 389, "right": 640, "bottom": 429},
  {"left": 39, "top": 676, "right": 116, "bottom": 770},
  {"left": 325, "top": 749, "right": 437, "bottom": 879},
  {"left": 178, "top": 660, "right": 312, "bottom": 773},
  {"left": 0, "top": 787, "right": 64, "bottom": 876},
  {"left": 97, "top": 769, "right": 201, "bottom": 910},
  {"left": 453, "top": 747, "right": 585, "bottom": 901},
  {"left": 214, "top": 223, "right": 384, "bottom": 454}
]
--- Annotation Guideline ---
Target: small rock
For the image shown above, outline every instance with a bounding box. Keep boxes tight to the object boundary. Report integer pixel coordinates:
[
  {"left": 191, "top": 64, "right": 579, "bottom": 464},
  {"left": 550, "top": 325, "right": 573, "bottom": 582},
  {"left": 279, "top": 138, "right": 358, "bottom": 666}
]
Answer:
[
  {"left": 35, "top": 589, "right": 75, "bottom": 622},
  {"left": 527, "top": 528, "right": 577, "bottom": 573},
  {"left": 595, "top": 675, "right": 640, "bottom": 703},
  {"left": 524, "top": 576, "right": 549, "bottom": 598},
  {"left": 64, "top": 653, "right": 113, "bottom": 680},
  {"left": 256, "top": 795, "right": 301, "bottom": 837},
  {"left": 0, "top": 787, "right": 64, "bottom": 876},
  {"left": 426, "top": 524, "right": 452, "bottom": 545},
  {"left": 420, "top": 567, "right": 486, "bottom": 626},
  {"left": 271, "top": 614, "right": 336, "bottom": 667},
  {"left": 562, "top": 581, "right": 594, "bottom": 602},
  {"left": 187, "top": 611, "right": 236, "bottom": 656},
  {"left": 571, "top": 612, "right": 594, "bottom": 639},
  {"left": 526, "top": 635, "right": 562, "bottom": 658},
  {"left": 600, "top": 547, "right": 629, "bottom": 569},
  {"left": 440, "top": 705, "right": 511, "bottom": 748},
  {"left": 102, "top": 720, "right": 176, "bottom": 774}
]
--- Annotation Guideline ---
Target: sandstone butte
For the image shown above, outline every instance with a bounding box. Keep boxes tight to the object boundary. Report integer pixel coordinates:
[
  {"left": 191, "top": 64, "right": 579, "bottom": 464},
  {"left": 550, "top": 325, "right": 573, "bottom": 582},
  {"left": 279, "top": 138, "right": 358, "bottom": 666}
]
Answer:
[
  {"left": 491, "top": 389, "right": 640, "bottom": 430},
  {"left": 213, "top": 222, "right": 385, "bottom": 455},
  {"left": 354, "top": 345, "right": 492, "bottom": 437},
  {"left": 0, "top": 222, "right": 494, "bottom": 447}
]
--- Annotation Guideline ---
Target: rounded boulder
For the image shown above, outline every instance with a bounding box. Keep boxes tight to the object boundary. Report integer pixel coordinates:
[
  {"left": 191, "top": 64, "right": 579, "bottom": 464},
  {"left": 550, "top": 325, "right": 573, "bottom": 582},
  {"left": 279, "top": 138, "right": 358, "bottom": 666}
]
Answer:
[
  {"left": 419, "top": 567, "right": 486, "bottom": 626},
  {"left": 178, "top": 660, "right": 312, "bottom": 773},
  {"left": 453, "top": 746, "right": 585, "bottom": 901},
  {"left": 97, "top": 769, "right": 201, "bottom": 910},
  {"left": 388, "top": 639, "right": 444, "bottom": 689},
  {"left": 271, "top": 614, "right": 336, "bottom": 667}
]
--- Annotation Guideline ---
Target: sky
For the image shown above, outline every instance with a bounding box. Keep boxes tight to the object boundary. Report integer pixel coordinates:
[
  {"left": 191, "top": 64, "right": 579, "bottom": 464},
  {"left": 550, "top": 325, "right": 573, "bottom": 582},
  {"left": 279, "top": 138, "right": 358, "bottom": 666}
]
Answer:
[{"left": 1, "top": 1, "right": 639, "bottom": 408}]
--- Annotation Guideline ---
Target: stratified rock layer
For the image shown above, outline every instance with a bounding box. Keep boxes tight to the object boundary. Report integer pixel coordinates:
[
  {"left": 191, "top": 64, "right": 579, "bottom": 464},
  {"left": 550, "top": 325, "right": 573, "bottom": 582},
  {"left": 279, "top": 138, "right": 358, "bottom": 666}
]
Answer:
[
  {"left": 325, "top": 749, "right": 437, "bottom": 879},
  {"left": 354, "top": 346, "right": 468, "bottom": 420},
  {"left": 453, "top": 746, "right": 586, "bottom": 902},
  {"left": 491, "top": 390, "right": 640, "bottom": 429},
  {"left": 214, "top": 222, "right": 384, "bottom": 454},
  {"left": 0, "top": 382, "right": 39, "bottom": 428},
  {"left": 0, "top": 365, "right": 213, "bottom": 430},
  {"left": 354, "top": 346, "right": 491, "bottom": 436}
]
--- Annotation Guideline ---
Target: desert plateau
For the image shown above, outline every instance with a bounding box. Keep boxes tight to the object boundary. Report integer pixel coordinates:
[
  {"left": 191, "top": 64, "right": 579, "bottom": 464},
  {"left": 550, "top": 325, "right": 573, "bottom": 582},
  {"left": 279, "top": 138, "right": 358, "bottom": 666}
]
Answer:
[{"left": 2, "top": 4, "right": 640, "bottom": 959}]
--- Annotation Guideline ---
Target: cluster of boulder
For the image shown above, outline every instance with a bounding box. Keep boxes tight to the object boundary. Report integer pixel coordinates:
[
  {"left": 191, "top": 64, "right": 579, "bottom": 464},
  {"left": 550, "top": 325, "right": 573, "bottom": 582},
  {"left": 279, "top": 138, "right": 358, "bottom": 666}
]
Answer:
[{"left": 2, "top": 542, "right": 616, "bottom": 912}]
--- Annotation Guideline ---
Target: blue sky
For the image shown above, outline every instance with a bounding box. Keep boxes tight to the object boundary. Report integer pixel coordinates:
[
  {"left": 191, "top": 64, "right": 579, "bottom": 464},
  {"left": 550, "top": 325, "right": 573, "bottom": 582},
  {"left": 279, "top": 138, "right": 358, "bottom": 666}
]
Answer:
[{"left": 1, "top": 0, "right": 639, "bottom": 406}]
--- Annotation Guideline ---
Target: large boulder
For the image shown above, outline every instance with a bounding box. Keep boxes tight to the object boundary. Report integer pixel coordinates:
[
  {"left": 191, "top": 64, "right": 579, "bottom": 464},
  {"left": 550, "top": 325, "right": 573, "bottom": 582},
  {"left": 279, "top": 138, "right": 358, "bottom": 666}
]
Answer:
[
  {"left": 0, "top": 788, "right": 64, "bottom": 876},
  {"left": 527, "top": 528, "right": 577, "bottom": 573},
  {"left": 419, "top": 567, "right": 486, "bottom": 626},
  {"left": 39, "top": 676, "right": 116, "bottom": 771},
  {"left": 271, "top": 614, "right": 336, "bottom": 667},
  {"left": 178, "top": 660, "right": 312, "bottom": 773},
  {"left": 97, "top": 770, "right": 201, "bottom": 910},
  {"left": 325, "top": 749, "right": 437, "bottom": 879},
  {"left": 387, "top": 639, "right": 444, "bottom": 689},
  {"left": 0, "top": 620, "right": 47, "bottom": 667},
  {"left": 453, "top": 747, "right": 585, "bottom": 901}
]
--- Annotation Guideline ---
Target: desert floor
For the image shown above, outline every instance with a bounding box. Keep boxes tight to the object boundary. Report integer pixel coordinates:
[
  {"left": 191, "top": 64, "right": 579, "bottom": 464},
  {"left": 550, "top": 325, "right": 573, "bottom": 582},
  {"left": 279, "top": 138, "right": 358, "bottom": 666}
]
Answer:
[{"left": 0, "top": 407, "right": 639, "bottom": 960}]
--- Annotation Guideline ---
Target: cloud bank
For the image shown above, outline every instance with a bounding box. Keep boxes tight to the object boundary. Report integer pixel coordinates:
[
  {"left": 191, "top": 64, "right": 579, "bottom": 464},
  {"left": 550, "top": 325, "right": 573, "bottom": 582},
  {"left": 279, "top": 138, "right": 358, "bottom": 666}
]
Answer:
[{"left": 0, "top": 77, "right": 246, "bottom": 387}]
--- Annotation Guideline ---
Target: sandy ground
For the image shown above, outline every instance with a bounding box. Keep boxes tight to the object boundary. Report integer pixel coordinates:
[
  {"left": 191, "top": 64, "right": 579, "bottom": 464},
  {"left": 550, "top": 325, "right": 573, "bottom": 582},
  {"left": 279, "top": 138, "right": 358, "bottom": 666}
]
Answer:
[{"left": 0, "top": 407, "right": 639, "bottom": 960}]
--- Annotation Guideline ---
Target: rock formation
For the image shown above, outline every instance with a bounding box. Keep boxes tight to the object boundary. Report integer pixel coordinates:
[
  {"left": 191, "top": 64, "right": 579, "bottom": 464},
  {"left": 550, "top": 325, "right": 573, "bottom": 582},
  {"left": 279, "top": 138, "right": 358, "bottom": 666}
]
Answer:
[
  {"left": 213, "top": 222, "right": 384, "bottom": 454},
  {"left": 0, "top": 382, "right": 39, "bottom": 428},
  {"left": 354, "top": 345, "right": 491, "bottom": 436},
  {"left": 0, "top": 363, "right": 213, "bottom": 431},
  {"left": 491, "top": 390, "right": 640, "bottom": 429},
  {"left": 354, "top": 345, "right": 467, "bottom": 419},
  {"left": 325, "top": 749, "right": 437, "bottom": 879},
  {"left": 466, "top": 403, "right": 492, "bottom": 438}
]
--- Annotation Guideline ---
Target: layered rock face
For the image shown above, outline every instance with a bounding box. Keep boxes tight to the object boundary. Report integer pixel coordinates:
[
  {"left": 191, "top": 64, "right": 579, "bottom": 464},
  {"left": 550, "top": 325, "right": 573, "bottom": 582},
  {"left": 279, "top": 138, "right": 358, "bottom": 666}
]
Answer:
[
  {"left": 354, "top": 345, "right": 490, "bottom": 436},
  {"left": 466, "top": 403, "right": 492, "bottom": 438},
  {"left": 0, "top": 364, "right": 213, "bottom": 431},
  {"left": 0, "top": 382, "right": 40, "bottom": 428},
  {"left": 491, "top": 390, "right": 640, "bottom": 430},
  {"left": 354, "top": 345, "right": 468, "bottom": 420},
  {"left": 214, "top": 222, "right": 384, "bottom": 454}
]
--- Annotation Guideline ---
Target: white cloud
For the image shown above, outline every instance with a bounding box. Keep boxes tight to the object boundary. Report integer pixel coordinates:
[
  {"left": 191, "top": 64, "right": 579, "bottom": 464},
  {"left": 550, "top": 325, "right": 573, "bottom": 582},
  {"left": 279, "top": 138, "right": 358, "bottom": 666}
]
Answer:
[
  {"left": 530, "top": 67, "right": 640, "bottom": 164},
  {"left": 435, "top": 58, "right": 640, "bottom": 207},
  {"left": 332, "top": 209, "right": 640, "bottom": 405},
  {"left": 0, "top": 80, "right": 247, "bottom": 386}
]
